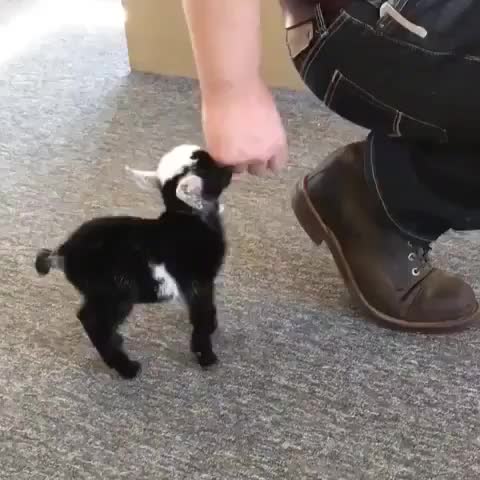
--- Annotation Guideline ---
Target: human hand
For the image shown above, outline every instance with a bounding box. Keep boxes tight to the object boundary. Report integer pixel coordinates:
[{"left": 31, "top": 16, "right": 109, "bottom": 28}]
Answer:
[{"left": 201, "top": 79, "right": 288, "bottom": 175}]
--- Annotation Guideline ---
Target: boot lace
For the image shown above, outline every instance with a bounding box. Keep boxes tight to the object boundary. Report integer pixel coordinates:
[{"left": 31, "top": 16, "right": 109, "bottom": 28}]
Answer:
[{"left": 407, "top": 241, "right": 431, "bottom": 277}]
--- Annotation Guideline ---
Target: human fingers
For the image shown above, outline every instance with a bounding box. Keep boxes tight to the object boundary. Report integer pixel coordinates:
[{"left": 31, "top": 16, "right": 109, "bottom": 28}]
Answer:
[
  {"left": 247, "top": 160, "right": 269, "bottom": 176},
  {"left": 233, "top": 163, "right": 247, "bottom": 174},
  {"left": 268, "top": 142, "right": 288, "bottom": 174}
]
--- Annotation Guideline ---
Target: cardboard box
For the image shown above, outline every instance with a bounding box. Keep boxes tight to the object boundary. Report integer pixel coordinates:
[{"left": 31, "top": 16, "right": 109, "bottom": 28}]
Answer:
[{"left": 124, "top": 0, "right": 304, "bottom": 90}]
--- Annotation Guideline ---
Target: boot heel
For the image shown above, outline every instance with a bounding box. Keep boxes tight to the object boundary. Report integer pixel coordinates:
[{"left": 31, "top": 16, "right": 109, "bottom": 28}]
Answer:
[{"left": 291, "top": 178, "right": 325, "bottom": 246}]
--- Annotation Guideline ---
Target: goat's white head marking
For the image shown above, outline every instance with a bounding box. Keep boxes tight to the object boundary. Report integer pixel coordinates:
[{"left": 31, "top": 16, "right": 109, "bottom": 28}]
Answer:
[
  {"left": 125, "top": 144, "right": 217, "bottom": 212},
  {"left": 126, "top": 144, "right": 201, "bottom": 187},
  {"left": 156, "top": 144, "right": 200, "bottom": 184}
]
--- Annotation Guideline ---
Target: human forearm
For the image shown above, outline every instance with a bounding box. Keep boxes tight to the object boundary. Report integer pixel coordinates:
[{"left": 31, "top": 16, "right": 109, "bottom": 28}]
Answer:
[
  {"left": 182, "top": 0, "right": 287, "bottom": 174},
  {"left": 182, "top": 0, "right": 263, "bottom": 98}
]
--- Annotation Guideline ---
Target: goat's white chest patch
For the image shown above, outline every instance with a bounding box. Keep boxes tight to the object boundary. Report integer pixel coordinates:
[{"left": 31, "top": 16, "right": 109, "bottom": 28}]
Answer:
[{"left": 151, "top": 264, "right": 180, "bottom": 301}]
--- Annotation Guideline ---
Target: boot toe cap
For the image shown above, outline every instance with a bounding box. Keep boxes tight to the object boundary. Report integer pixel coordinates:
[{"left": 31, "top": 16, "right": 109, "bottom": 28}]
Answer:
[{"left": 408, "top": 271, "right": 478, "bottom": 323}]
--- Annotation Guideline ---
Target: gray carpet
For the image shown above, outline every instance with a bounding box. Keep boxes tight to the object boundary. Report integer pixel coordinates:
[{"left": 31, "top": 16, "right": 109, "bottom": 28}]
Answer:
[{"left": 1, "top": 1, "right": 480, "bottom": 479}]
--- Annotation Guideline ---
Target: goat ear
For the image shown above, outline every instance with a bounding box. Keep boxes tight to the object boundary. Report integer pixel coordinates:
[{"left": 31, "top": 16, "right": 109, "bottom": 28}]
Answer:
[
  {"left": 176, "top": 174, "right": 204, "bottom": 210},
  {"left": 125, "top": 166, "right": 158, "bottom": 190}
]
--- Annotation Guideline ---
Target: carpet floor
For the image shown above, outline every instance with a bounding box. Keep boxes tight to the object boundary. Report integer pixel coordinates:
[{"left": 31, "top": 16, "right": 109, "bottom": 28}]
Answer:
[{"left": 1, "top": 1, "right": 479, "bottom": 479}]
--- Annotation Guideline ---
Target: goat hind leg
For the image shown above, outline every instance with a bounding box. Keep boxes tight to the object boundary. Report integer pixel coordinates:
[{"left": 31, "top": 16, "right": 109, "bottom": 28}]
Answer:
[{"left": 78, "top": 297, "right": 139, "bottom": 379}]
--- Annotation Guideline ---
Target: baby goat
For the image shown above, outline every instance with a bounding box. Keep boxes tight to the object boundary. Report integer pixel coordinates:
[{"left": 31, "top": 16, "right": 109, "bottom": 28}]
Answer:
[{"left": 35, "top": 145, "right": 232, "bottom": 379}]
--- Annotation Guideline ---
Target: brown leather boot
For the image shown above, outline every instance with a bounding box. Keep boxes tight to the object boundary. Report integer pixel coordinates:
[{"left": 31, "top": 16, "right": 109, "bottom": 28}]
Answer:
[{"left": 292, "top": 142, "right": 479, "bottom": 330}]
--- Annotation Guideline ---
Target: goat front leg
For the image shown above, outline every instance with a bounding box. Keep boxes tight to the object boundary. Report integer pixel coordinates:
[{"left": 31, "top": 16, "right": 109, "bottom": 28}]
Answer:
[{"left": 184, "top": 281, "right": 218, "bottom": 368}]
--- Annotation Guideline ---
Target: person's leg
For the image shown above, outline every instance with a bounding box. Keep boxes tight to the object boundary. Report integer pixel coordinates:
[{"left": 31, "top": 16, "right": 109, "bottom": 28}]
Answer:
[{"left": 283, "top": 0, "right": 480, "bottom": 329}]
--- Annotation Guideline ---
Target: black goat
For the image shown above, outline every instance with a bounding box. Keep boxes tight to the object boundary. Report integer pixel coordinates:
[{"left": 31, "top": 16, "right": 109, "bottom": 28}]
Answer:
[{"left": 35, "top": 145, "right": 232, "bottom": 379}]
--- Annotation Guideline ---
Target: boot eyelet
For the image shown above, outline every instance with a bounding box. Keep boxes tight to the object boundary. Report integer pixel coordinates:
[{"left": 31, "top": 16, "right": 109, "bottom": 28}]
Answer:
[
  {"left": 412, "top": 267, "right": 420, "bottom": 276},
  {"left": 408, "top": 253, "right": 416, "bottom": 261}
]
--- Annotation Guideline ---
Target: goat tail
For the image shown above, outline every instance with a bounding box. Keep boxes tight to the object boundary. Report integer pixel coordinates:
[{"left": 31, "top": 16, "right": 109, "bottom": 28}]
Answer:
[{"left": 35, "top": 248, "right": 64, "bottom": 276}]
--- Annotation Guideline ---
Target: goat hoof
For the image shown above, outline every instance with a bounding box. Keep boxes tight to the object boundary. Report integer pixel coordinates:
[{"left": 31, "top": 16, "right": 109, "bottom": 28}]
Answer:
[
  {"left": 196, "top": 351, "right": 218, "bottom": 368},
  {"left": 117, "top": 360, "right": 141, "bottom": 379}
]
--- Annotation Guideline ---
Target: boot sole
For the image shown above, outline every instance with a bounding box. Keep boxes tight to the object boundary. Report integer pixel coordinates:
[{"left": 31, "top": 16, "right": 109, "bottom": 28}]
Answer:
[{"left": 292, "top": 176, "right": 479, "bottom": 332}]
